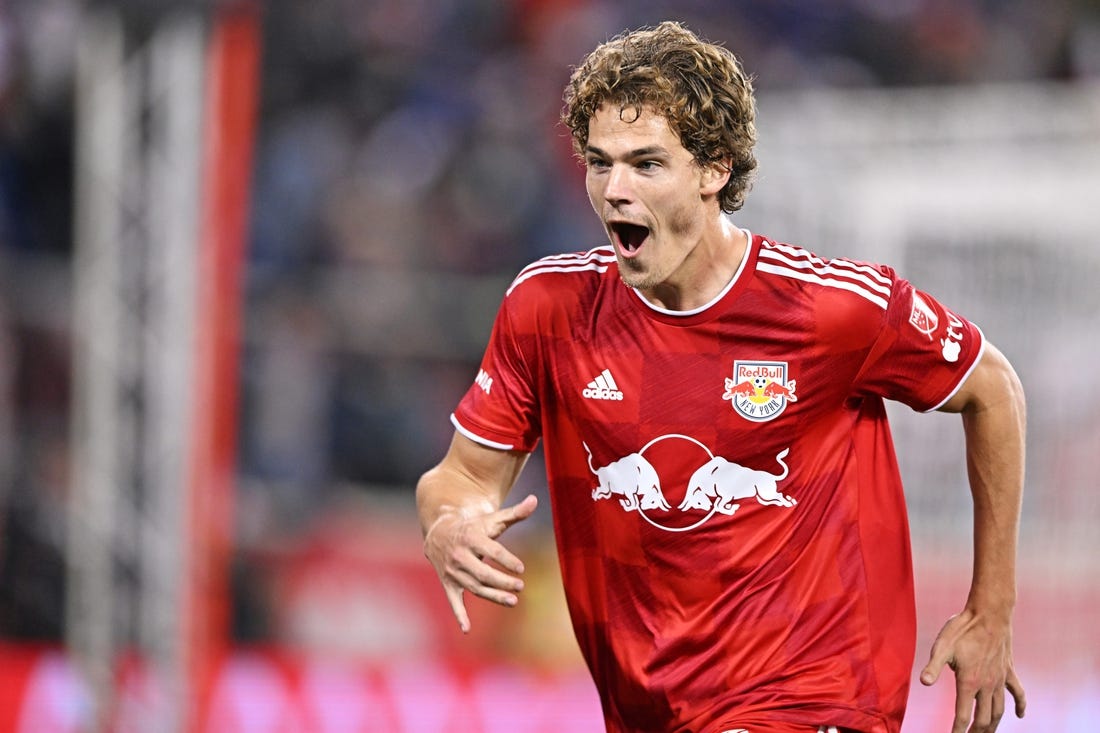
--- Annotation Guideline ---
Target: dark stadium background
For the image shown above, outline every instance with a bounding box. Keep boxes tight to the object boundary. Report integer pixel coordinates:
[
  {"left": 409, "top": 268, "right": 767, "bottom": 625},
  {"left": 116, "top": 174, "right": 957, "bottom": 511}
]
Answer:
[{"left": 1, "top": 1, "right": 1097, "bottom": 730}]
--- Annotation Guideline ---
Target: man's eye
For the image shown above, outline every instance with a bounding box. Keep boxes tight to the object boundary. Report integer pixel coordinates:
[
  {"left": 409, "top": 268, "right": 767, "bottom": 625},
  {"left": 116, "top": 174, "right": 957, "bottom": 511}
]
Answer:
[
  {"left": 586, "top": 158, "right": 609, "bottom": 169},
  {"left": 637, "top": 161, "right": 658, "bottom": 171}
]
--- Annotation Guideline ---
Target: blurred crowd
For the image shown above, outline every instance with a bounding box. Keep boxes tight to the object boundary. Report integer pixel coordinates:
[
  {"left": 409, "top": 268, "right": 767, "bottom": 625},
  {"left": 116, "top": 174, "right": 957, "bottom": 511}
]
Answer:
[
  {"left": 0, "top": 0, "right": 1097, "bottom": 644},
  {"left": 241, "top": 0, "right": 1094, "bottom": 513}
]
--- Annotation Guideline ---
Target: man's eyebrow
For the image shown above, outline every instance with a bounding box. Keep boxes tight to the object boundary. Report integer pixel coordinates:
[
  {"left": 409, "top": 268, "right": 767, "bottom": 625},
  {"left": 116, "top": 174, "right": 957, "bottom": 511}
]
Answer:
[
  {"left": 627, "top": 146, "right": 670, "bottom": 158},
  {"left": 584, "top": 145, "right": 670, "bottom": 158}
]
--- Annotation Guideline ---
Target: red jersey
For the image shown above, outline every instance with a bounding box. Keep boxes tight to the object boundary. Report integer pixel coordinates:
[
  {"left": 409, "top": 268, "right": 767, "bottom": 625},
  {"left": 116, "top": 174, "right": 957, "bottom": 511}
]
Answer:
[{"left": 452, "top": 233, "right": 983, "bottom": 733}]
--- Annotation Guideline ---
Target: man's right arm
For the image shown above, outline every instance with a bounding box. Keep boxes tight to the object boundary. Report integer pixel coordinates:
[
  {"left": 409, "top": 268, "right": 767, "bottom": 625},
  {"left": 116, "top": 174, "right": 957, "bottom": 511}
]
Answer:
[{"left": 416, "top": 431, "right": 538, "bottom": 633}]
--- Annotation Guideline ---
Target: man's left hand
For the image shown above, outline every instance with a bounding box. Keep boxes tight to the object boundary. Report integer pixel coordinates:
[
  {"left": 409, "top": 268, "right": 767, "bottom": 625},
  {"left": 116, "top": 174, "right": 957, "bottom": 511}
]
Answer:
[{"left": 920, "top": 608, "right": 1027, "bottom": 733}]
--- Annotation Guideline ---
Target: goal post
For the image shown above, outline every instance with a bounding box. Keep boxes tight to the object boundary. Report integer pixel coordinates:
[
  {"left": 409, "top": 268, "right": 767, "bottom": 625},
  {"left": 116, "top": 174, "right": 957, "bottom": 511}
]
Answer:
[{"left": 66, "top": 2, "right": 261, "bottom": 730}]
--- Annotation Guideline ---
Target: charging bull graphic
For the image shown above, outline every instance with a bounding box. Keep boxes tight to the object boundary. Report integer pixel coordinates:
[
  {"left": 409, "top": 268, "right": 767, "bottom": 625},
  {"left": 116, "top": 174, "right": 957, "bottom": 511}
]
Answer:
[
  {"left": 584, "top": 442, "right": 671, "bottom": 512},
  {"left": 585, "top": 435, "right": 797, "bottom": 532},
  {"left": 679, "top": 448, "right": 795, "bottom": 515}
]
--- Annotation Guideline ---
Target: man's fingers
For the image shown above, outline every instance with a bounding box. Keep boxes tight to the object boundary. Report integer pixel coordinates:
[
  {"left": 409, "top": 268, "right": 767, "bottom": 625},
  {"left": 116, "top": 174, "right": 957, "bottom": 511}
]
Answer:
[
  {"left": 950, "top": 698, "right": 972, "bottom": 733},
  {"left": 920, "top": 641, "right": 950, "bottom": 686},
  {"left": 427, "top": 496, "right": 537, "bottom": 635},
  {"left": 951, "top": 660, "right": 981, "bottom": 733},
  {"left": 950, "top": 673, "right": 971, "bottom": 733},
  {"left": 489, "top": 494, "right": 538, "bottom": 537},
  {"left": 451, "top": 565, "right": 520, "bottom": 608},
  {"left": 919, "top": 610, "right": 1021, "bottom": 732},
  {"left": 462, "top": 546, "right": 526, "bottom": 593},
  {"left": 447, "top": 542, "right": 525, "bottom": 603},
  {"left": 990, "top": 686, "right": 1006, "bottom": 731},
  {"left": 475, "top": 538, "right": 527, "bottom": 576},
  {"left": 971, "top": 687, "right": 995, "bottom": 733},
  {"left": 921, "top": 613, "right": 962, "bottom": 686},
  {"left": 444, "top": 583, "right": 471, "bottom": 634},
  {"left": 919, "top": 660, "right": 942, "bottom": 687},
  {"left": 1006, "top": 669, "right": 1027, "bottom": 718}
]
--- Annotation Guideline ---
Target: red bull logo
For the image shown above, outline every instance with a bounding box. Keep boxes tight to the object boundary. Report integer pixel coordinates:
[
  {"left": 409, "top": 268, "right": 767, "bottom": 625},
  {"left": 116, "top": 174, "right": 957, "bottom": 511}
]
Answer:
[
  {"left": 723, "top": 360, "right": 797, "bottom": 422},
  {"left": 584, "top": 435, "right": 797, "bottom": 532}
]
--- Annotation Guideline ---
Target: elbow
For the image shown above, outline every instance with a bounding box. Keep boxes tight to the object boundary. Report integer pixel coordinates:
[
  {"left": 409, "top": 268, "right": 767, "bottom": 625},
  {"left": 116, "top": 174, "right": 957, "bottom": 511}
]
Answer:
[{"left": 415, "top": 464, "right": 445, "bottom": 523}]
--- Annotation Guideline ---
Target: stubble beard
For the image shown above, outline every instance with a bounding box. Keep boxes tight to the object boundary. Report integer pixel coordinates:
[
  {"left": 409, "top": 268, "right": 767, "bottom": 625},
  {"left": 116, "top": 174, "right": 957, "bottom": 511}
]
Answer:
[
  {"left": 616, "top": 204, "right": 698, "bottom": 292},
  {"left": 617, "top": 255, "right": 660, "bottom": 290}
]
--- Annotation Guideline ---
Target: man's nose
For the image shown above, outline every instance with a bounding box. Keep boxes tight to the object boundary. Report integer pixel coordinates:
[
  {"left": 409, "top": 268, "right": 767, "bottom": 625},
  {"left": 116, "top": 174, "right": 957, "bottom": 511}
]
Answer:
[{"left": 604, "top": 165, "right": 633, "bottom": 205}]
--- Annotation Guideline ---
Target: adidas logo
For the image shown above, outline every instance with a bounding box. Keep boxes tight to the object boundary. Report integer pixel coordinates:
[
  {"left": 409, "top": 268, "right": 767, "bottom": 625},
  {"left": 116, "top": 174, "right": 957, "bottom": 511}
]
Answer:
[{"left": 582, "top": 369, "right": 624, "bottom": 401}]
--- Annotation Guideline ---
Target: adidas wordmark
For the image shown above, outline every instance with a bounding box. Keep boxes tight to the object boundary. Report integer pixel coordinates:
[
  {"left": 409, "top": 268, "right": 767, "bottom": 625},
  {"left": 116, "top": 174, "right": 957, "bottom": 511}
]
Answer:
[{"left": 582, "top": 369, "right": 624, "bottom": 401}]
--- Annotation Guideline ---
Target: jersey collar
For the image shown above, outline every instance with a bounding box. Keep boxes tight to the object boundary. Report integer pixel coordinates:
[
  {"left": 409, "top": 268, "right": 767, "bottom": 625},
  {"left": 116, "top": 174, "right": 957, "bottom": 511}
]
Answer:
[{"left": 624, "top": 229, "right": 760, "bottom": 326}]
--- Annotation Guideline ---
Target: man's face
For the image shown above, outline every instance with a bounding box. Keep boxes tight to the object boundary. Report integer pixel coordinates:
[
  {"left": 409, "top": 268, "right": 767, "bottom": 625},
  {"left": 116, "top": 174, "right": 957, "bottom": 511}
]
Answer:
[{"left": 584, "top": 104, "right": 717, "bottom": 293}]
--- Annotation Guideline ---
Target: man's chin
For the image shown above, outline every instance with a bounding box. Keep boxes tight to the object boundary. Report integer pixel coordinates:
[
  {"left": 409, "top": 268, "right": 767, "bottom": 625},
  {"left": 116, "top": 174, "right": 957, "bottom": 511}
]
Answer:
[{"left": 617, "top": 261, "right": 657, "bottom": 290}]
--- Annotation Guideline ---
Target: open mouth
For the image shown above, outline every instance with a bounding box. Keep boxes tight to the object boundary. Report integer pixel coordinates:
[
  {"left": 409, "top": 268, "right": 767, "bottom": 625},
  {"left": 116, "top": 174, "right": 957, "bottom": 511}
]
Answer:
[{"left": 609, "top": 222, "right": 650, "bottom": 254}]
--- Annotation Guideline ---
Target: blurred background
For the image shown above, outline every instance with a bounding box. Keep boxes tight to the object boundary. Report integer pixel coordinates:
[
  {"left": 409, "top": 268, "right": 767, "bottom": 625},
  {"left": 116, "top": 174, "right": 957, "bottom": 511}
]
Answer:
[{"left": 1, "top": 0, "right": 1098, "bottom": 731}]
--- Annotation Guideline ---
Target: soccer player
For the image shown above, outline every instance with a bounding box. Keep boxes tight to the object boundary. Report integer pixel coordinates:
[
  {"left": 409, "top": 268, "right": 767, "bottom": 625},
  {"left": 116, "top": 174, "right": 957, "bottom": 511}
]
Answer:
[{"left": 416, "top": 21, "right": 1026, "bottom": 733}]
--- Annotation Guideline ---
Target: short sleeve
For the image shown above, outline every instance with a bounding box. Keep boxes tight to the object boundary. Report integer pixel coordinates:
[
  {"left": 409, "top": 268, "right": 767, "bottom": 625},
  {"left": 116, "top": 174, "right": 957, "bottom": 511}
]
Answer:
[
  {"left": 852, "top": 277, "right": 985, "bottom": 412},
  {"left": 451, "top": 289, "right": 542, "bottom": 452}
]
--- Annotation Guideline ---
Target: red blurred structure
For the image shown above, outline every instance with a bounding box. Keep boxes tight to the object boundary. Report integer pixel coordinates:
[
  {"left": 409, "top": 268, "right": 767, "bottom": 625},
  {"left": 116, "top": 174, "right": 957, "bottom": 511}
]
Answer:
[{"left": 187, "top": 3, "right": 261, "bottom": 731}]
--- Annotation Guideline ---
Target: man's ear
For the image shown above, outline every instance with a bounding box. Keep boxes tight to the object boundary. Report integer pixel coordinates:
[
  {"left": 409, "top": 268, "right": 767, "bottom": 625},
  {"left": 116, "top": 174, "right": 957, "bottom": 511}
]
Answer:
[{"left": 699, "top": 158, "right": 732, "bottom": 197}]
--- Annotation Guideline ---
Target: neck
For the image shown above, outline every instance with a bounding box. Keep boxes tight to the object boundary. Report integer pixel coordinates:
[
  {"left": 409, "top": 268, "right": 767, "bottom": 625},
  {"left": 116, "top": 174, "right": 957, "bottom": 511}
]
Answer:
[{"left": 641, "top": 218, "right": 748, "bottom": 311}]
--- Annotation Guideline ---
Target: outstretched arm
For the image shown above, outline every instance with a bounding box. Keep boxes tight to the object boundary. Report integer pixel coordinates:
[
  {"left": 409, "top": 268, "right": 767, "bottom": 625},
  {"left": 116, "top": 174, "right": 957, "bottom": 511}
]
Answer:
[
  {"left": 923, "top": 342, "right": 1027, "bottom": 733},
  {"left": 416, "top": 432, "right": 538, "bottom": 633}
]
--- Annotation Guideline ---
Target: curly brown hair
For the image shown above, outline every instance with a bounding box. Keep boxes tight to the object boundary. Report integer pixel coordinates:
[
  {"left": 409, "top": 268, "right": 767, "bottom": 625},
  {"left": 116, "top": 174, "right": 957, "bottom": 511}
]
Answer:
[{"left": 561, "top": 21, "right": 757, "bottom": 214}]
